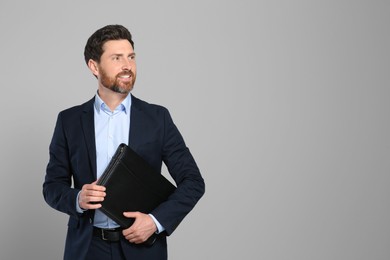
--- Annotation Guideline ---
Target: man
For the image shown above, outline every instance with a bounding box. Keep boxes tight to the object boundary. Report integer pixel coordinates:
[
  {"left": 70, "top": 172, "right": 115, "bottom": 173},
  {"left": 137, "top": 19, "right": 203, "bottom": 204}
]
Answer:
[{"left": 43, "top": 24, "right": 205, "bottom": 260}]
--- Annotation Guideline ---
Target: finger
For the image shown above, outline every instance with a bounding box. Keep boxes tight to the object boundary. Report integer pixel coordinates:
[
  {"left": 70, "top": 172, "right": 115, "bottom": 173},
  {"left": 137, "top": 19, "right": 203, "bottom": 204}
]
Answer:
[
  {"left": 82, "top": 203, "right": 102, "bottom": 210},
  {"left": 80, "top": 192, "right": 105, "bottom": 209},
  {"left": 83, "top": 182, "right": 106, "bottom": 192},
  {"left": 80, "top": 195, "right": 104, "bottom": 207},
  {"left": 85, "top": 190, "right": 106, "bottom": 198},
  {"left": 87, "top": 195, "right": 105, "bottom": 203},
  {"left": 124, "top": 233, "right": 143, "bottom": 244},
  {"left": 92, "top": 180, "right": 108, "bottom": 191},
  {"left": 129, "top": 234, "right": 147, "bottom": 244},
  {"left": 79, "top": 197, "right": 102, "bottom": 209},
  {"left": 132, "top": 238, "right": 143, "bottom": 244},
  {"left": 88, "top": 185, "right": 106, "bottom": 192}
]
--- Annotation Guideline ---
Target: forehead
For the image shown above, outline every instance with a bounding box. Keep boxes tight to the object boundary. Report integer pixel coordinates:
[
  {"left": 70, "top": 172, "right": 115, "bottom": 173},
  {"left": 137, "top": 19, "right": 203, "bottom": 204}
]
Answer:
[{"left": 102, "top": 39, "right": 134, "bottom": 56}]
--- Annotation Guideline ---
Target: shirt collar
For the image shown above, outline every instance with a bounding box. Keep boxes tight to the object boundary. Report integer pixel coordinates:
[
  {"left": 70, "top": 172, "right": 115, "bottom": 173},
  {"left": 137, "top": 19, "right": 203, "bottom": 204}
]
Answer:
[{"left": 94, "top": 92, "right": 132, "bottom": 114}]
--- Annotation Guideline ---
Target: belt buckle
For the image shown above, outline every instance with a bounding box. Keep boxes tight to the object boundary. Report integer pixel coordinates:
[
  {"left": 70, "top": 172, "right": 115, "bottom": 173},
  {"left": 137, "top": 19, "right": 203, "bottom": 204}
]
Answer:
[{"left": 101, "top": 229, "right": 108, "bottom": 241}]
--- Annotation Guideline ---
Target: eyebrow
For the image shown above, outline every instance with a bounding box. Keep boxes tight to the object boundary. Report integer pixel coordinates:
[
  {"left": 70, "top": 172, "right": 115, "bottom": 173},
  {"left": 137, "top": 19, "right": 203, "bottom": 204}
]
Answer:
[{"left": 110, "top": 52, "right": 135, "bottom": 57}]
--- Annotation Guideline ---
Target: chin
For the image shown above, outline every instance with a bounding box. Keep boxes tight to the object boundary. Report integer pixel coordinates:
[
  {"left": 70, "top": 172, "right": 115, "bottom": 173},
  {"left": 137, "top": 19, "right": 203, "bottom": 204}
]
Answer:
[{"left": 111, "top": 84, "right": 134, "bottom": 94}]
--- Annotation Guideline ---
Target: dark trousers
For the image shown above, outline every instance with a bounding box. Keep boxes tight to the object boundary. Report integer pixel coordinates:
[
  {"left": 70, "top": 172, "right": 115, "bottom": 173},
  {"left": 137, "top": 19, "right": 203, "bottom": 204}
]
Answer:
[
  {"left": 86, "top": 236, "right": 126, "bottom": 260},
  {"left": 86, "top": 233, "right": 168, "bottom": 260}
]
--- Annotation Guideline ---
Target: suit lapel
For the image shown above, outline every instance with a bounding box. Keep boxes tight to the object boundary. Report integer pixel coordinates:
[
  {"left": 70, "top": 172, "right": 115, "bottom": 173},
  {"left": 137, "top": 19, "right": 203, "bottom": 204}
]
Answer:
[
  {"left": 129, "top": 95, "right": 144, "bottom": 152},
  {"left": 81, "top": 98, "right": 97, "bottom": 179}
]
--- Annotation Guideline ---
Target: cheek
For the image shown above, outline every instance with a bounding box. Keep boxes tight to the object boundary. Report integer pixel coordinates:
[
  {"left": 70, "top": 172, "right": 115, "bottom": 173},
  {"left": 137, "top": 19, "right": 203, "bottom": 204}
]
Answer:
[{"left": 101, "top": 69, "right": 118, "bottom": 79}]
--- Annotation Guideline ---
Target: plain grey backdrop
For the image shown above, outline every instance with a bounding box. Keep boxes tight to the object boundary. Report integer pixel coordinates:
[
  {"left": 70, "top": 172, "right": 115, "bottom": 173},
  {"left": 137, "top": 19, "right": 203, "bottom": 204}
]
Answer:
[{"left": 0, "top": 0, "right": 389, "bottom": 259}]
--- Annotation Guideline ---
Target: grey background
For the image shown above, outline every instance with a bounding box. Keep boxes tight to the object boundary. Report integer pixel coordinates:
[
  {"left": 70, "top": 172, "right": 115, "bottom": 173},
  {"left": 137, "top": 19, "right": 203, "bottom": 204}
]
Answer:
[{"left": 0, "top": 0, "right": 389, "bottom": 259}]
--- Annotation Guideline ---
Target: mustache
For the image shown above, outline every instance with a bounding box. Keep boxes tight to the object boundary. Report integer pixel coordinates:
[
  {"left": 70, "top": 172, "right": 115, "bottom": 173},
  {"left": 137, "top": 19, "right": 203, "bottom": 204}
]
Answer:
[{"left": 117, "top": 70, "right": 134, "bottom": 78}]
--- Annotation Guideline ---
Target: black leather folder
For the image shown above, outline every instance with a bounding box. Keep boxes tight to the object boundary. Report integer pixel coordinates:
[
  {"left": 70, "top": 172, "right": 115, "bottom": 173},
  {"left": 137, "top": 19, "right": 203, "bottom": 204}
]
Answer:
[{"left": 96, "top": 143, "right": 176, "bottom": 228}]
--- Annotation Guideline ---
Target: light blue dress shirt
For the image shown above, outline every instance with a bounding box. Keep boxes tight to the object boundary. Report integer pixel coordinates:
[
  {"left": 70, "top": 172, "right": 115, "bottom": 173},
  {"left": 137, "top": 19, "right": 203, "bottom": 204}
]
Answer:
[
  {"left": 93, "top": 93, "right": 131, "bottom": 228},
  {"left": 76, "top": 93, "right": 164, "bottom": 233}
]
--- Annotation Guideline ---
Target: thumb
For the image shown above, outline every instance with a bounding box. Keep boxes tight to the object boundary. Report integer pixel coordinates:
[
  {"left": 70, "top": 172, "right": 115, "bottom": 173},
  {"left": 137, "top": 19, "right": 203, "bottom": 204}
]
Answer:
[{"left": 123, "top": 211, "right": 138, "bottom": 218}]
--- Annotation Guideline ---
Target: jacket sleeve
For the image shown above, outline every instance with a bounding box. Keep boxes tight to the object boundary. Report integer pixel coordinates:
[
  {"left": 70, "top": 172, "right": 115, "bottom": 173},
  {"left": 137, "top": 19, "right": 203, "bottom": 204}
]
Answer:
[
  {"left": 43, "top": 112, "right": 82, "bottom": 218},
  {"left": 150, "top": 108, "right": 205, "bottom": 235}
]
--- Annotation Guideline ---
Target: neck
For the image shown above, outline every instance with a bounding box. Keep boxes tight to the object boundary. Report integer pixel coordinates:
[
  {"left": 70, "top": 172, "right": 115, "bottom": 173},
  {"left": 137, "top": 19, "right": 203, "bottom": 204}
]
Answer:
[{"left": 97, "top": 86, "right": 129, "bottom": 111}]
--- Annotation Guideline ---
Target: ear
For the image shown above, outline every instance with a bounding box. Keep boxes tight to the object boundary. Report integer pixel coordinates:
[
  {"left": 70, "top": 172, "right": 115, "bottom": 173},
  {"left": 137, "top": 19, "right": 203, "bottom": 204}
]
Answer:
[{"left": 87, "top": 59, "right": 99, "bottom": 77}]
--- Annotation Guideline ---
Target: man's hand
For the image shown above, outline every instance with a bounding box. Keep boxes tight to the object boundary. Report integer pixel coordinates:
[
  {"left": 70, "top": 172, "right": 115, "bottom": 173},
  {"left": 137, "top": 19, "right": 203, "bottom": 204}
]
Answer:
[
  {"left": 78, "top": 181, "right": 106, "bottom": 210},
  {"left": 122, "top": 212, "right": 157, "bottom": 244}
]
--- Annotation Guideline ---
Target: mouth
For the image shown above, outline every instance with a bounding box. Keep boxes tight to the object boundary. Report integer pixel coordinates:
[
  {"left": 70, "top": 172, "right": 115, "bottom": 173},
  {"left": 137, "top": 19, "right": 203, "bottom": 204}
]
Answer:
[
  {"left": 117, "top": 72, "right": 133, "bottom": 82},
  {"left": 119, "top": 74, "right": 131, "bottom": 78}
]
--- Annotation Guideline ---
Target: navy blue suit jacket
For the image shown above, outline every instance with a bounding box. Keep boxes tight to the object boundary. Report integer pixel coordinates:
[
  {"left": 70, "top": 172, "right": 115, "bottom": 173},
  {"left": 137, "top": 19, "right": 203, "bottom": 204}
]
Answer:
[{"left": 43, "top": 95, "right": 205, "bottom": 260}]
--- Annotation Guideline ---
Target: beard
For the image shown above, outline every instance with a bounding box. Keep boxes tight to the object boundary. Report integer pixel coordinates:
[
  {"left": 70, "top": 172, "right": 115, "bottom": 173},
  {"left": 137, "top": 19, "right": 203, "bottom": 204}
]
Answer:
[{"left": 99, "top": 68, "right": 136, "bottom": 94}]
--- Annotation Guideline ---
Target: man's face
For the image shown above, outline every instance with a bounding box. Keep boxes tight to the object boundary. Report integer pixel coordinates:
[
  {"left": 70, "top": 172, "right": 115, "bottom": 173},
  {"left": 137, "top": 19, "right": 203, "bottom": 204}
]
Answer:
[{"left": 96, "top": 39, "right": 137, "bottom": 94}]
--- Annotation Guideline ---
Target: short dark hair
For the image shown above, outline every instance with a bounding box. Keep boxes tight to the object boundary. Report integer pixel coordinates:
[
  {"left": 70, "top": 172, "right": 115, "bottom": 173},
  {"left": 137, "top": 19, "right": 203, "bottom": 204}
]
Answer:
[{"left": 84, "top": 24, "right": 134, "bottom": 65}]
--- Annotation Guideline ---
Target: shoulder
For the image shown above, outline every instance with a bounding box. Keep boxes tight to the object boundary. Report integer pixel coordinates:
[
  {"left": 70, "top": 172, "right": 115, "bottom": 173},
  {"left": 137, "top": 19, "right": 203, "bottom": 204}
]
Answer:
[
  {"left": 131, "top": 95, "right": 169, "bottom": 114},
  {"left": 57, "top": 97, "right": 94, "bottom": 120},
  {"left": 130, "top": 95, "right": 177, "bottom": 128}
]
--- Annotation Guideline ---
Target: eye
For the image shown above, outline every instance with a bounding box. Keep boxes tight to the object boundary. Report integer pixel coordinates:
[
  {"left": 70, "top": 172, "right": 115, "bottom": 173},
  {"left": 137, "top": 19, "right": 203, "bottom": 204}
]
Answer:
[
  {"left": 111, "top": 55, "right": 121, "bottom": 61},
  {"left": 129, "top": 54, "right": 136, "bottom": 60}
]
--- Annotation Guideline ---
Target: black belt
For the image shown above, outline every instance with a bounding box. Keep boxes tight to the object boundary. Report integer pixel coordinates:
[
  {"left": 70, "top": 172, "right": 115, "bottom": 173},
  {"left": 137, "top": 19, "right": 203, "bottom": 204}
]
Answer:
[
  {"left": 93, "top": 227, "right": 159, "bottom": 245},
  {"left": 93, "top": 227, "right": 122, "bottom": 242}
]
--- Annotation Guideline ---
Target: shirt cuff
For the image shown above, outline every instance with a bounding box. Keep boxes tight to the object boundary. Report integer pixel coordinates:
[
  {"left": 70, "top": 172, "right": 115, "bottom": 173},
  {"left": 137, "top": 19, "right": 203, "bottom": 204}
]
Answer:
[
  {"left": 149, "top": 214, "right": 165, "bottom": 234},
  {"left": 76, "top": 191, "right": 86, "bottom": 213}
]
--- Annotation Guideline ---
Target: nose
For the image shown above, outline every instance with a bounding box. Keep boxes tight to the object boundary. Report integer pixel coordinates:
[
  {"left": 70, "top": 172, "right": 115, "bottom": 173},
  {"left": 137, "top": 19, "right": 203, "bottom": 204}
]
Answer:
[
  {"left": 122, "top": 58, "right": 135, "bottom": 71},
  {"left": 122, "top": 61, "right": 131, "bottom": 71}
]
